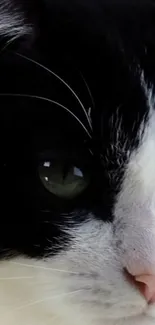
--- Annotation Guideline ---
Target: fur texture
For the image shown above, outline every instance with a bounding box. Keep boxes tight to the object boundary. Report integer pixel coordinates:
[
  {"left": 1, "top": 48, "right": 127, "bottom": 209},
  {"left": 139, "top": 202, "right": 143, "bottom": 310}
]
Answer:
[{"left": 1, "top": 1, "right": 155, "bottom": 324}]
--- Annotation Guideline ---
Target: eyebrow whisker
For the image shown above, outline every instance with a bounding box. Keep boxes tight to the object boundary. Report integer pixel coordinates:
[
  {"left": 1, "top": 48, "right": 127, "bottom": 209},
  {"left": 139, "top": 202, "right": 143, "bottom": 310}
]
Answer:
[
  {"left": 0, "top": 93, "right": 91, "bottom": 138},
  {"left": 14, "top": 52, "right": 93, "bottom": 132}
]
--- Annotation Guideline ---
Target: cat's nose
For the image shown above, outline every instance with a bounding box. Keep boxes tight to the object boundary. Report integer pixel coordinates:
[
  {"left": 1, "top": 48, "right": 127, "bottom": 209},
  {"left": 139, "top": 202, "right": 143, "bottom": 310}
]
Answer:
[
  {"left": 121, "top": 225, "right": 155, "bottom": 302},
  {"left": 135, "top": 274, "right": 155, "bottom": 303},
  {"left": 126, "top": 271, "right": 155, "bottom": 303}
]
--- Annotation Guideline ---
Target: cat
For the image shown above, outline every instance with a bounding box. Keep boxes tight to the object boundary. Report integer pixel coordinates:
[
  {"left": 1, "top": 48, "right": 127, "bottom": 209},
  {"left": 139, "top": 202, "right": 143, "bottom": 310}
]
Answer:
[{"left": 1, "top": 0, "right": 155, "bottom": 324}]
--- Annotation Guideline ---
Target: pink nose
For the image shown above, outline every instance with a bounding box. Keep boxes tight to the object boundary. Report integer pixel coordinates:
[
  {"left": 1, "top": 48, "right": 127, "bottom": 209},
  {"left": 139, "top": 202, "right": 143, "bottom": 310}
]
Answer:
[
  {"left": 126, "top": 271, "right": 155, "bottom": 303},
  {"left": 135, "top": 274, "right": 155, "bottom": 303}
]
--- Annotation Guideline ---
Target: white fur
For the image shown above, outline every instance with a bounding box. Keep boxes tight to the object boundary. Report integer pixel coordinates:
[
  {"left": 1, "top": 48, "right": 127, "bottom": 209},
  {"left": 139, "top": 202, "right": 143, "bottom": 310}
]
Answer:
[
  {"left": 0, "top": 0, "right": 31, "bottom": 39},
  {"left": 1, "top": 5, "right": 155, "bottom": 323}
]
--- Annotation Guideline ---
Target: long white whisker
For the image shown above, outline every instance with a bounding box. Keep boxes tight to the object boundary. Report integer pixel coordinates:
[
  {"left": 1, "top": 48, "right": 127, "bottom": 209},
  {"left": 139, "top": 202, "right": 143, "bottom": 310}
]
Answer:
[
  {"left": 10, "top": 261, "right": 82, "bottom": 275},
  {"left": 15, "top": 52, "right": 93, "bottom": 131},
  {"left": 80, "top": 72, "right": 95, "bottom": 109},
  {"left": 0, "top": 93, "right": 91, "bottom": 138},
  {"left": 0, "top": 277, "right": 34, "bottom": 280},
  {"left": 1, "top": 34, "right": 20, "bottom": 53},
  {"left": 10, "top": 261, "right": 93, "bottom": 275},
  {"left": 11, "top": 289, "right": 83, "bottom": 312}
]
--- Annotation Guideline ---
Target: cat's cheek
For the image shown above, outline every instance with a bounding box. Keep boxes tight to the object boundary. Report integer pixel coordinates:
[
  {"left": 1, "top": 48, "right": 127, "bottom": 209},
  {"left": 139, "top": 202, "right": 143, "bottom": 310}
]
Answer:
[
  {"left": 114, "top": 107, "right": 155, "bottom": 277},
  {"left": 52, "top": 219, "right": 146, "bottom": 319}
]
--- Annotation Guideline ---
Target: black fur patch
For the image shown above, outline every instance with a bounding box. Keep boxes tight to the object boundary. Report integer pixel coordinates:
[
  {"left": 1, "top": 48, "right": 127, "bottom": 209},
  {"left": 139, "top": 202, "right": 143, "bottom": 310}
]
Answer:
[{"left": 0, "top": 0, "right": 153, "bottom": 257}]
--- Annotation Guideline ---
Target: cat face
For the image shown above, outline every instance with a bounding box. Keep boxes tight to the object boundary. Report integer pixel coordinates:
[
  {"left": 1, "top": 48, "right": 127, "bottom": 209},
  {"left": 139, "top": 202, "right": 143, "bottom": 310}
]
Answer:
[{"left": 1, "top": 1, "right": 155, "bottom": 324}]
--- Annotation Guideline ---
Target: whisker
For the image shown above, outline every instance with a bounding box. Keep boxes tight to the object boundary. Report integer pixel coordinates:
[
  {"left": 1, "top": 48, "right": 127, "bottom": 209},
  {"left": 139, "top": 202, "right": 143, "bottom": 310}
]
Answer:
[
  {"left": 11, "top": 289, "right": 83, "bottom": 312},
  {"left": 0, "top": 93, "right": 91, "bottom": 138},
  {"left": 88, "top": 107, "right": 92, "bottom": 126},
  {"left": 14, "top": 52, "right": 93, "bottom": 131},
  {"left": 80, "top": 72, "right": 95, "bottom": 110},
  {"left": 1, "top": 35, "right": 20, "bottom": 53},
  {"left": 10, "top": 261, "right": 81, "bottom": 275},
  {"left": 0, "top": 277, "right": 34, "bottom": 280}
]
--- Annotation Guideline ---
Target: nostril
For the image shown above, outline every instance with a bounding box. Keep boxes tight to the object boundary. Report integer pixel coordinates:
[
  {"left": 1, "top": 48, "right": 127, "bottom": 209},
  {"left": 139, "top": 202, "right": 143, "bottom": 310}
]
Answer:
[
  {"left": 124, "top": 269, "right": 142, "bottom": 290},
  {"left": 124, "top": 269, "right": 155, "bottom": 304},
  {"left": 136, "top": 274, "right": 155, "bottom": 304}
]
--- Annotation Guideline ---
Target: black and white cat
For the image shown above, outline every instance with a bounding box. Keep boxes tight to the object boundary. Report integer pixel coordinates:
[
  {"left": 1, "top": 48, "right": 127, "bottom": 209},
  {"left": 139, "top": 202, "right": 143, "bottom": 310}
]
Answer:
[{"left": 1, "top": 0, "right": 155, "bottom": 324}]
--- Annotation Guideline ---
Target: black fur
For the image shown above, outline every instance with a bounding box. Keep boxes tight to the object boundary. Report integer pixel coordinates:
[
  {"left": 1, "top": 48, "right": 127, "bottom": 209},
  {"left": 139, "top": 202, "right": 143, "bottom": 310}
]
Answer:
[{"left": 0, "top": 0, "right": 154, "bottom": 257}]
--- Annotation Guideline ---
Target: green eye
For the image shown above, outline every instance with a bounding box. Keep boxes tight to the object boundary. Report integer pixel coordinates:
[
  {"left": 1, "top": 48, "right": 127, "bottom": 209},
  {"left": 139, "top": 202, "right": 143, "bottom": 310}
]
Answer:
[{"left": 39, "top": 160, "right": 89, "bottom": 199}]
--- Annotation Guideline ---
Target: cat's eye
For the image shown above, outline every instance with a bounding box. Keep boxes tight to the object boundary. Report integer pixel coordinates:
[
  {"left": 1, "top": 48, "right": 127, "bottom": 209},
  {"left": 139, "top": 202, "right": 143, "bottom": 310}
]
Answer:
[{"left": 39, "top": 160, "right": 89, "bottom": 199}]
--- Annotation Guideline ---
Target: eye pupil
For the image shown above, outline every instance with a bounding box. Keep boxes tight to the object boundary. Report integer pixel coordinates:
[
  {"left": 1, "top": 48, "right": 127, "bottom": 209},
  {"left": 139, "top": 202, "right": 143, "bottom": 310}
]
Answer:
[{"left": 39, "top": 160, "right": 89, "bottom": 199}]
